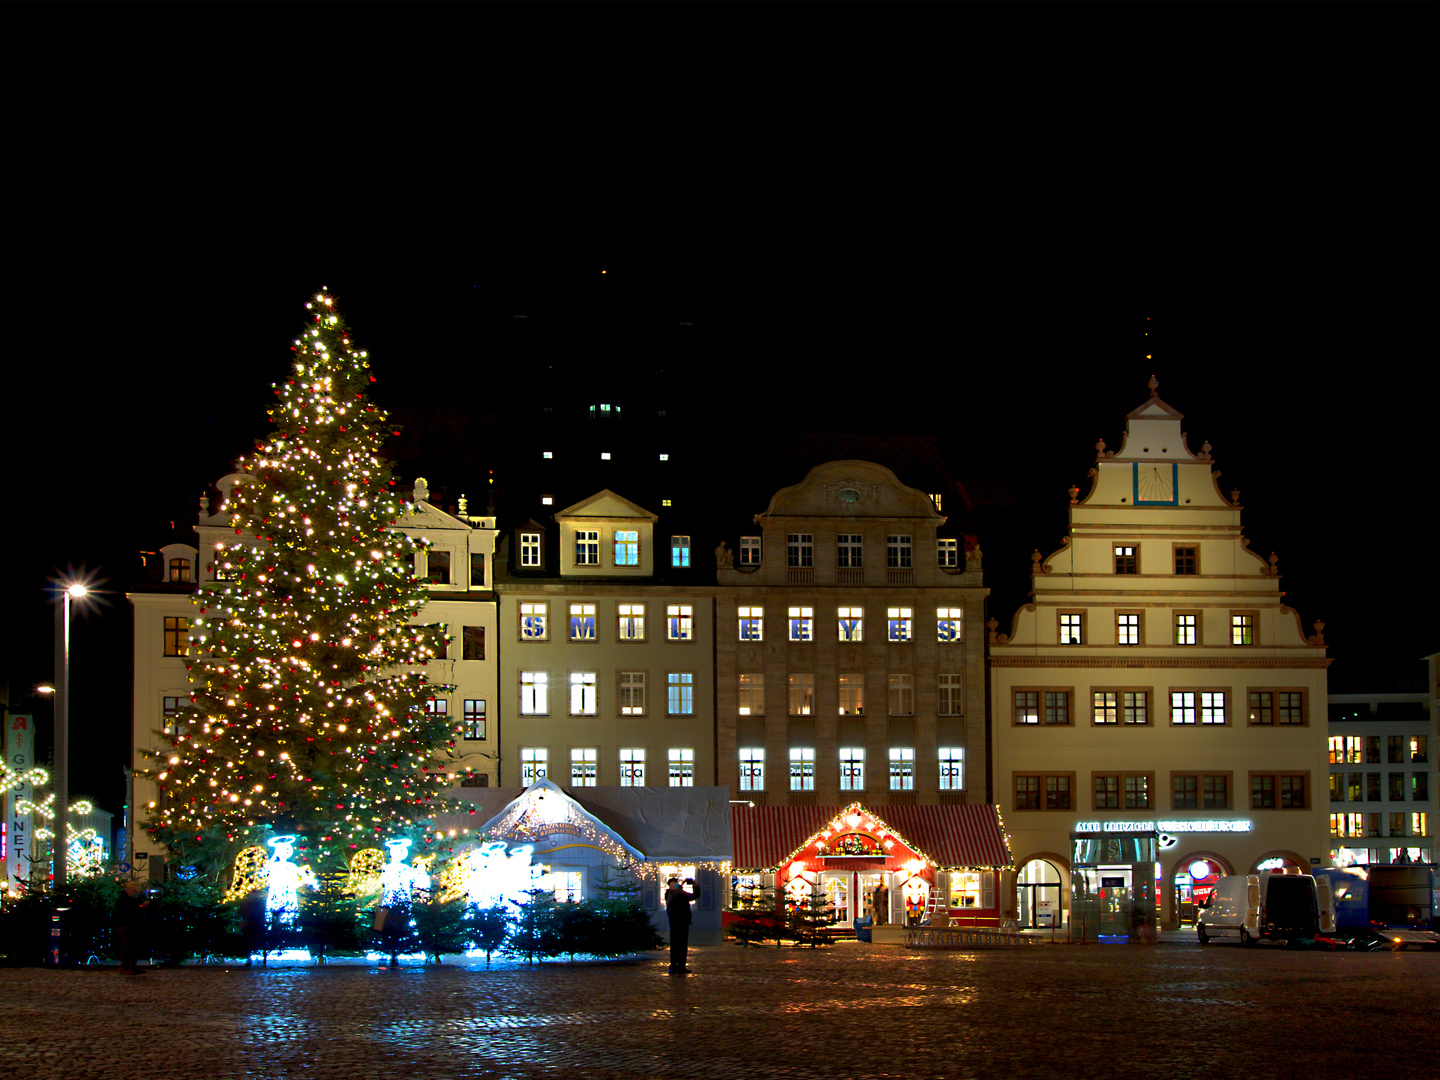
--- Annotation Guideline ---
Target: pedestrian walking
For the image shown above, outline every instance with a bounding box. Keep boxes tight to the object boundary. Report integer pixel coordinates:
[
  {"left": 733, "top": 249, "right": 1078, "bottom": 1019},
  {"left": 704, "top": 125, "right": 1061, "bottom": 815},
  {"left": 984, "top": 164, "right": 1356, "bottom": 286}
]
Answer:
[{"left": 665, "top": 876, "right": 694, "bottom": 976}]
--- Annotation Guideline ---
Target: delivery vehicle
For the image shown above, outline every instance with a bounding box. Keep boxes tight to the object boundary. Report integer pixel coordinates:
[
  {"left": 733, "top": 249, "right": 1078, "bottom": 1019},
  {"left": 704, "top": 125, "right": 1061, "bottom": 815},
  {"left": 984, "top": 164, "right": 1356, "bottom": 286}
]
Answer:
[
  {"left": 1312, "top": 864, "right": 1440, "bottom": 949},
  {"left": 1196, "top": 872, "right": 1327, "bottom": 946}
]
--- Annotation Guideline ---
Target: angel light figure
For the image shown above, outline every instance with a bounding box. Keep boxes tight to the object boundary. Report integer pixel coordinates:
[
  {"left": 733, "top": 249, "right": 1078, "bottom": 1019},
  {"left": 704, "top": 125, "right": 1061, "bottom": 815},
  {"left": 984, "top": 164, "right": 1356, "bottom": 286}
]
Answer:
[
  {"left": 380, "top": 838, "right": 428, "bottom": 906},
  {"left": 265, "top": 835, "right": 318, "bottom": 926}
]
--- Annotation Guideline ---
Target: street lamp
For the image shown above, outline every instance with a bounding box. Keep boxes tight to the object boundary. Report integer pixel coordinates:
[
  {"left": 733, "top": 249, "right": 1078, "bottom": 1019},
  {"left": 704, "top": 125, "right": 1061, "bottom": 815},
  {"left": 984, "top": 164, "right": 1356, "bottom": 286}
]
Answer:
[{"left": 48, "top": 581, "right": 89, "bottom": 897}]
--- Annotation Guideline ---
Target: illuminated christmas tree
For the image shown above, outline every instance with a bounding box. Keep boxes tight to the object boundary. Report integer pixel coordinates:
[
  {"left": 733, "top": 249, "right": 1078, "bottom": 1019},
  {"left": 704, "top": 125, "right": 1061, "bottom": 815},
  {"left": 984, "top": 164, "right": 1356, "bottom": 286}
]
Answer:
[{"left": 147, "top": 290, "right": 455, "bottom": 873}]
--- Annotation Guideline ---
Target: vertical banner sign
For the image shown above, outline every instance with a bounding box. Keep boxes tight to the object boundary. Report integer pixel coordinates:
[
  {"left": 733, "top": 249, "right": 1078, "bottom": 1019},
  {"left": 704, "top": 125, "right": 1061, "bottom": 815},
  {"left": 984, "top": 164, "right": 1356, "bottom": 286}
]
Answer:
[{"left": 6, "top": 715, "right": 34, "bottom": 891}]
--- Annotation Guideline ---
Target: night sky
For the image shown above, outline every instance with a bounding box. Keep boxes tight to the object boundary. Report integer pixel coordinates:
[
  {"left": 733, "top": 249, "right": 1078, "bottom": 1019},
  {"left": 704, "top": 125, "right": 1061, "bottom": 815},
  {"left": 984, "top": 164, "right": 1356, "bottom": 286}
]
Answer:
[{"left": 5, "top": 48, "right": 1434, "bottom": 826}]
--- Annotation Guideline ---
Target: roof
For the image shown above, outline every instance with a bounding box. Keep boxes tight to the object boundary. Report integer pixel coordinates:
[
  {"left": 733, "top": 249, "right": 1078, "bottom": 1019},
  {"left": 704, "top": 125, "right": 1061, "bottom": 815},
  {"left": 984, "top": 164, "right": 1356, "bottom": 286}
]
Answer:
[
  {"left": 438, "top": 782, "right": 732, "bottom": 863},
  {"left": 732, "top": 802, "right": 1012, "bottom": 871}
]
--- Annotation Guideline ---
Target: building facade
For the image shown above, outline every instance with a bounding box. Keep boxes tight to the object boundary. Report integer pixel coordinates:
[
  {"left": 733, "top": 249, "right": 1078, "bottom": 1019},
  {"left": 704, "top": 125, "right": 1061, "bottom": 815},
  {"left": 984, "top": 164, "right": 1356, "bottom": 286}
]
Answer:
[
  {"left": 129, "top": 476, "right": 497, "bottom": 875},
  {"left": 1328, "top": 690, "right": 1433, "bottom": 865},
  {"left": 989, "top": 381, "right": 1331, "bottom": 935},
  {"left": 715, "top": 462, "right": 995, "bottom": 927},
  {"left": 494, "top": 489, "right": 715, "bottom": 794}
]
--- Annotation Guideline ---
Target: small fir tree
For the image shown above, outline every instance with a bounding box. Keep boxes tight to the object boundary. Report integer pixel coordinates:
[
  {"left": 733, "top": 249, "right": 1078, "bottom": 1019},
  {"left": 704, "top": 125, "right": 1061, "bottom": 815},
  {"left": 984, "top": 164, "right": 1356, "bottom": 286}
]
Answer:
[
  {"left": 468, "top": 903, "right": 511, "bottom": 967},
  {"left": 585, "top": 864, "right": 663, "bottom": 958},
  {"left": 296, "top": 871, "right": 363, "bottom": 964},
  {"left": 726, "top": 879, "right": 786, "bottom": 948},
  {"left": 509, "top": 887, "right": 563, "bottom": 965},
  {"left": 146, "top": 291, "right": 457, "bottom": 874},
  {"left": 412, "top": 891, "right": 471, "bottom": 964}
]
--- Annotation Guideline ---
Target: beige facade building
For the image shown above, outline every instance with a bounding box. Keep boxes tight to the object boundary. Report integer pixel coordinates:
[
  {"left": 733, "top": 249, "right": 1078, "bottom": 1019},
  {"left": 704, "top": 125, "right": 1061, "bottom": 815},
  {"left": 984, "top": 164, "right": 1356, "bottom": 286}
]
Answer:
[
  {"left": 495, "top": 490, "right": 715, "bottom": 792},
  {"left": 990, "top": 381, "right": 1331, "bottom": 935},
  {"left": 129, "top": 476, "right": 497, "bottom": 874}
]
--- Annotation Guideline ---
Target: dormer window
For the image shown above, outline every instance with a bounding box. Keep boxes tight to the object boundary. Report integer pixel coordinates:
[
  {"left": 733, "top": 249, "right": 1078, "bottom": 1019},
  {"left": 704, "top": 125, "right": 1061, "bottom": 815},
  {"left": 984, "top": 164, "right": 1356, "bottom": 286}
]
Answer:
[
  {"left": 168, "top": 558, "right": 191, "bottom": 583},
  {"left": 426, "top": 550, "right": 451, "bottom": 585},
  {"left": 520, "top": 532, "right": 541, "bottom": 568},
  {"left": 614, "top": 530, "right": 639, "bottom": 566}
]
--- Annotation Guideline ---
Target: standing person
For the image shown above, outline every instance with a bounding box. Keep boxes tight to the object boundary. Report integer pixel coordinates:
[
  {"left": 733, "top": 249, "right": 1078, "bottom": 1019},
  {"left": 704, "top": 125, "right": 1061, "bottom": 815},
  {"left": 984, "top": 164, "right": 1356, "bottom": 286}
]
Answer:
[
  {"left": 114, "top": 879, "right": 151, "bottom": 974},
  {"left": 665, "top": 876, "right": 694, "bottom": 976},
  {"left": 872, "top": 881, "right": 889, "bottom": 926}
]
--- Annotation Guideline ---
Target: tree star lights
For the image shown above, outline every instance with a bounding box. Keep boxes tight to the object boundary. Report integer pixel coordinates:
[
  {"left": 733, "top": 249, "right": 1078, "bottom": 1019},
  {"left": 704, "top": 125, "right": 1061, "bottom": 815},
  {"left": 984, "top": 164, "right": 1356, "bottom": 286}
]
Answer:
[{"left": 145, "top": 291, "right": 457, "bottom": 871}]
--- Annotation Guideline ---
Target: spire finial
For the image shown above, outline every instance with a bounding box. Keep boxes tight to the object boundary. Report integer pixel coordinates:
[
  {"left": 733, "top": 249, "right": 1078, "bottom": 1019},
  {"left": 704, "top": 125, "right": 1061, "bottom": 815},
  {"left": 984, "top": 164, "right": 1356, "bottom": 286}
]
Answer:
[{"left": 1148, "top": 374, "right": 1158, "bottom": 398}]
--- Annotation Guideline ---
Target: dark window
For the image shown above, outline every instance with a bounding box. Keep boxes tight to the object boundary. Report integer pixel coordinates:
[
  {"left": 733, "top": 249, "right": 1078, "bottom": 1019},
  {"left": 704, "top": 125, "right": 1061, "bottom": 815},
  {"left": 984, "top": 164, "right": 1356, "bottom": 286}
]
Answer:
[{"left": 463, "top": 626, "right": 485, "bottom": 661}]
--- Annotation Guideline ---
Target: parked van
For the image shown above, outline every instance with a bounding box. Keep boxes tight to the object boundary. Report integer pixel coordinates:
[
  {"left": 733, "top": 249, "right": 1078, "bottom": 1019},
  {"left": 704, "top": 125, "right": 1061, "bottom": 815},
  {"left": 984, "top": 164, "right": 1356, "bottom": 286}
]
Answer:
[{"left": 1196, "top": 872, "right": 1327, "bottom": 946}]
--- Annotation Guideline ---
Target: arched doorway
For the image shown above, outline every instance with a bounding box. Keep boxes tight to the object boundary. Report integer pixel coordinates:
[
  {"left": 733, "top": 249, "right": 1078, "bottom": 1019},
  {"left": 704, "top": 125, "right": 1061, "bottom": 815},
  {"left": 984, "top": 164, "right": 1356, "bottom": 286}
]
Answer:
[
  {"left": 1251, "top": 851, "right": 1308, "bottom": 874},
  {"left": 1169, "top": 853, "right": 1232, "bottom": 926},
  {"left": 1015, "top": 857, "right": 1067, "bottom": 929}
]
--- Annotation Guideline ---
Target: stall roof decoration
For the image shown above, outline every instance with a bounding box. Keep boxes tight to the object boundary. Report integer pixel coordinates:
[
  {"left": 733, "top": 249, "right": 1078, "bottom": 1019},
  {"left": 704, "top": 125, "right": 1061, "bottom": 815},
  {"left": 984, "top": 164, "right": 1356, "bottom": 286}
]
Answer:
[
  {"left": 732, "top": 802, "right": 1013, "bottom": 872},
  {"left": 440, "top": 781, "right": 733, "bottom": 865}
]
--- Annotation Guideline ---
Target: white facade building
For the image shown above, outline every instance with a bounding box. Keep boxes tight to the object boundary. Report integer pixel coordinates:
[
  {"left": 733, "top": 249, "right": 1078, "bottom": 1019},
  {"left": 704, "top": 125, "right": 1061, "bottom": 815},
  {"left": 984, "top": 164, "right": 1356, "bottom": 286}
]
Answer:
[{"left": 990, "top": 380, "right": 1331, "bottom": 935}]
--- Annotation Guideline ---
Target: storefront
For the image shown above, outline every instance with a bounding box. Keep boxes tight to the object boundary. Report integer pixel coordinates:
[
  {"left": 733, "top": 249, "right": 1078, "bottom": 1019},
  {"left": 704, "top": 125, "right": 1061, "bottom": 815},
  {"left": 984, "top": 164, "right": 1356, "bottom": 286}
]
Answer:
[{"left": 730, "top": 802, "right": 1013, "bottom": 936}]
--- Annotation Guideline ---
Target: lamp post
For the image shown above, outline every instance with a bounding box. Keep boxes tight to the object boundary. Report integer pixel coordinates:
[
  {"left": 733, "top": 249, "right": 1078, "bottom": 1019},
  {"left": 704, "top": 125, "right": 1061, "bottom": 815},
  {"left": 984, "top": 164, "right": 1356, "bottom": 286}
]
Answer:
[{"left": 50, "top": 581, "right": 88, "bottom": 897}]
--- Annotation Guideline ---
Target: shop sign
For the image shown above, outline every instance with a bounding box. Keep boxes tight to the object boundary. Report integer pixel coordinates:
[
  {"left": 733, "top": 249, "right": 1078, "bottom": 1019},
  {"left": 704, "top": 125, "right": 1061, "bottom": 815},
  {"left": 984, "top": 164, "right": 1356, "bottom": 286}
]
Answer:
[{"left": 1074, "top": 819, "right": 1253, "bottom": 835}]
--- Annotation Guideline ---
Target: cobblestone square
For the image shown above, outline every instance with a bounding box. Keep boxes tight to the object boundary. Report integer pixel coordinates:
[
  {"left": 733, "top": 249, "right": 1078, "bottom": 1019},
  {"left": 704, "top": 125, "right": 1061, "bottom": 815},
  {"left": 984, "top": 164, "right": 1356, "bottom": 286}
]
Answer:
[{"left": 2, "top": 938, "right": 1437, "bottom": 1080}]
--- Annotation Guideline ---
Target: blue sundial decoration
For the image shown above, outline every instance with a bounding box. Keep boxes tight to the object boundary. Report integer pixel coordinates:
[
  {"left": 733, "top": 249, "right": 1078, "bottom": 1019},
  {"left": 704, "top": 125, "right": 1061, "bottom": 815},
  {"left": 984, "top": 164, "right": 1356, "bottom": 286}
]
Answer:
[{"left": 1133, "top": 462, "right": 1179, "bottom": 506}]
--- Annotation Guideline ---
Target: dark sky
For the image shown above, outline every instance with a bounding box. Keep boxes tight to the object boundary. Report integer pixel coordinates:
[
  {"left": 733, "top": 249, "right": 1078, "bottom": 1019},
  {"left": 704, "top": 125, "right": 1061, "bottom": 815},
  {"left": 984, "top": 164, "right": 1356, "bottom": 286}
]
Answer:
[{"left": 4, "top": 36, "right": 1434, "bottom": 822}]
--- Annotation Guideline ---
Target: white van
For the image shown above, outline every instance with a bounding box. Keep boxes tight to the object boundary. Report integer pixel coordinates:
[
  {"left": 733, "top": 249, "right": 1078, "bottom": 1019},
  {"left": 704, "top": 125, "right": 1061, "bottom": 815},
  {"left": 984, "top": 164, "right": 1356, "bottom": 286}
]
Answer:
[{"left": 1196, "top": 872, "right": 1330, "bottom": 946}]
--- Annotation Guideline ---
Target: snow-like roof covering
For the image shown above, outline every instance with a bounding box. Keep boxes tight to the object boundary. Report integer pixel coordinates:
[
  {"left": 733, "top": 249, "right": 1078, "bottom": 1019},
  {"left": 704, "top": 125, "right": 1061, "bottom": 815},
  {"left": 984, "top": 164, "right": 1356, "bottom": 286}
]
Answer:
[{"left": 438, "top": 781, "right": 732, "bottom": 863}]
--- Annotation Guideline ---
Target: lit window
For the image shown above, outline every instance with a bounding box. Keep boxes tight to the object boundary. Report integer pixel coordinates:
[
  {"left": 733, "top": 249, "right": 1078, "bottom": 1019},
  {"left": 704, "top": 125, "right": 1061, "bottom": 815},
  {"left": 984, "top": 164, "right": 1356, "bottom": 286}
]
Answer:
[
  {"left": 520, "top": 672, "right": 548, "bottom": 715},
  {"left": 541, "top": 497, "right": 553, "bottom": 506},
  {"left": 668, "top": 748, "right": 694, "bottom": 787},
  {"left": 1171, "top": 692, "right": 1197, "bottom": 725},
  {"left": 838, "top": 673, "right": 864, "bottom": 716},
  {"left": 937, "top": 538, "right": 957, "bottom": 568},
  {"left": 614, "top": 530, "right": 638, "bottom": 566},
  {"left": 930, "top": 493, "right": 943, "bottom": 512},
  {"left": 575, "top": 530, "right": 599, "bottom": 566},
  {"left": 1059, "top": 612, "right": 1083, "bottom": 645},
  {"left": 886, "top": 535, "right": 912, "bottom": 569},
  {"left": 571, "top": 747, "right": 598, "bottom": 787},
  {"left": 1175, "top": 613, "right": 1197, "bottom": 646},
  {"left": 520, "top": 532, "right": 541, "bottom": 567},
  {"left": 520, "top": 748, "right": 547, "bottom": 784},
  {"left": 787, "top": 533, "right": 813, "bottom": 568},
  {"left": 1117, "top": 612, "right": 1141, "bottom": 645},
  {"left": 789, "top": 748, "right": 815, "bottom": 791},
  {"left": 887, "top": 607, "right": 913, "bottom": 642},
  {"left": 668, "top": 673, "right": 694, "bottom": 715},
  {"left": 426, "top": 696, "right": 449, "bottom": 718},
  {"left": 619, "top": 748, "right": 645, "bottom": 787},
  {"left": 738, "top": 606, "right": 764, "bottom": 641},
  {"left": 1201, "top": 691, "right": 1227, "bottom": 725},
  {"left": 162, "top": 696, "right": 185, "bottom": 738},
  {"left": 619, "top": 671, "right": 646, "bottom": 715},
  {"left": 939, "top": 748, "right": 964, "bottom": 791},
  {"left": 1114, "top": 546, "right": 1137, "bottom": 574},
  {"left": 836, "top": 534, "right": 863, "bottom": 568},
  {"left": 463, "top": 699, "right": 486, "bottom": 740},
  {"left": 662, "top": 499, "right": 672, "bottom": 507},
  {"left": 888, "top": 674, "right": 914, "bottom": 716},
  {"left": 659, "top": 453, "right": 669, "bottom": 462},
  {"left": 667, "top": 604, "right": 694, "bottom": 641},
  {"left": 788, "top": 606, "right": 814, "bottom": 642},
  {"left": 169, "top": 558, "right": 191, "bottom": 583},
  {"left": 937, "top": 607, "right": 963, "bottom": 642},
  {"left": 569, "top": 603, "right": 597, "bottom": 641},
  {"left": 617, "top": 603, "right": 645, "bottom": 642},
  {"left": 164, "top": 616, "right": 190, "bottom": 657},
  {"left": 569, "top": 672, "right": 598, "bottom": 715},
  {"left": 738, "top": 673, "right": 764, "bottom": 715},
  {"left": 549, "top": 870, "right": 583, "bottom": 903},
  {"left": 520, "top": 602, "right": 548, "bottom": 640},
  {"left": 889, "top": 748, "right": 915, "bottom": 791},
  {"left": 740, "top": 748, "right": 765, "bottom": 792},
  {"left": 937, "top": 674, "right": 962, "bottom": 716},
  {"left": 542, "top": 451, "right": 553, "bottom": 459},
  {"left": 837, "top": 606, "right": 863, "bottom": 642},
  {"left": 840, "top": 748, "right": 866, "bottom": 791},
  {"left": 740, "top": 537, "right": 761, "bottom": 566},
  {"left": 788, "top": 674, "right": 815, "bottom": 716},
  {"left": 1232, "top": 614, "right": 1254, "bottom": 646},
  {"left": 1121, "top": 691, "right": 1149, "bottom": 725},
  {"left": 601, "top": 452, "right": 611, "bottom": 461},
  {"left": 671, "top": 536, "right": 690, "bottom": 568}
]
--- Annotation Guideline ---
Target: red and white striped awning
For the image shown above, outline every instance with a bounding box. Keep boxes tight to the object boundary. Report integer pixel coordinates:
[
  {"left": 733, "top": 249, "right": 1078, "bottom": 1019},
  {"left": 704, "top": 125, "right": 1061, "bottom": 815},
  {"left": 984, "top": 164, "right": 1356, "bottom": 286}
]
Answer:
[{"left": 731, "top": 802, "right": 1012, "bottom": 871}]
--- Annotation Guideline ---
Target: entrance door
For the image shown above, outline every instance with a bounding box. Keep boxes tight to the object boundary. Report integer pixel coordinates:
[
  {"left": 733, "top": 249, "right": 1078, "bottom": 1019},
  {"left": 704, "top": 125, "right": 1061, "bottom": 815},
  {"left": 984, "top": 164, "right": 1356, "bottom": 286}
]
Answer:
[
  {"left": 822, "top": 873, "right": 851, "bottom": 924},
  {"left": 1098, "top": 872, "right": 1132, "bottom": 937}
]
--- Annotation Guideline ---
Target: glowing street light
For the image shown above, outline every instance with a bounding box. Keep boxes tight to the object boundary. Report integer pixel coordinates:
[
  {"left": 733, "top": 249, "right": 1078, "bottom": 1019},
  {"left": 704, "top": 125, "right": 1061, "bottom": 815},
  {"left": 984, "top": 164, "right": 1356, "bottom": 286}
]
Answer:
[{"left": 49, "top": 579, "right": 90, "bottom": 897}]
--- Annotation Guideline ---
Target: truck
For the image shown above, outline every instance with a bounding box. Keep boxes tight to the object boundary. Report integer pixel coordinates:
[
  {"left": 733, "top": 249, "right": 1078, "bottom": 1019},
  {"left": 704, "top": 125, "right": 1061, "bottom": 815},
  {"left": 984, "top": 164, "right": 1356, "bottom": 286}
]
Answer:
[
  {"left": 1312, "top": 864, "right": 1440, "bottom": 949},
  {"left": 1196, "top": 872, "right": 1329, "bottom": 946}
]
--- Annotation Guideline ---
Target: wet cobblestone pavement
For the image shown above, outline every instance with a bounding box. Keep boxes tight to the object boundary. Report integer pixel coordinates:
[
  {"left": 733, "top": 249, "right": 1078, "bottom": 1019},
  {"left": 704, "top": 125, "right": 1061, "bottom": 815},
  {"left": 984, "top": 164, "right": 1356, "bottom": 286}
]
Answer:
[{"left": 3, "top": 938, "right": 1437, "bottom": 1080}]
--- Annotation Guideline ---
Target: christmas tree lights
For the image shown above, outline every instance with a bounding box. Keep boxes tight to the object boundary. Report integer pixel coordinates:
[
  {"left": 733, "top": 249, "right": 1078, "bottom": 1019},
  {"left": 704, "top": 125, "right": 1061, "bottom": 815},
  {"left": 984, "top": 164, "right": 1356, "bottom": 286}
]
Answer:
[{"left": 145, "top": 291, "right": 457, "bottom": 872}]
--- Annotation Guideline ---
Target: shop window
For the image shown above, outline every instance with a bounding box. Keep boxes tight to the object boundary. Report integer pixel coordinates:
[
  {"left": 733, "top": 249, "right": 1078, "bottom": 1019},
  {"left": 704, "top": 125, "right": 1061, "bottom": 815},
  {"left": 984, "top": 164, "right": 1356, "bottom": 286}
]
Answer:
[
  {"left": 738, "top": 606, "right": 764, "bottom": 641},
  {"left": 619, "top": 748, "right": 645, "bottom": 787},
  {"left": 939, "top": 747, "right": 964, "bottom": 791},
  {"left": 668, "top": 748, "right": 694, "bottom": 787},
  {"left": 568, "top": 604, "right": 597, "bottom": 641},
  {"left": 789, "top": 748, "right": 815, "bottom": 791},
  {"left": 739, "top": 748, "right": 765, "bottom": 792}
]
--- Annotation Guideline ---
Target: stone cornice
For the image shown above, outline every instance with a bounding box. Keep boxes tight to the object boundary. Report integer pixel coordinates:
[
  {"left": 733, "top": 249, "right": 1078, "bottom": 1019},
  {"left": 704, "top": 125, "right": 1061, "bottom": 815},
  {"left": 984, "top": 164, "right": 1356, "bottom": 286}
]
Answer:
[{"left": 989, "top": 656, "right": 1332, "bottom": 670}]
